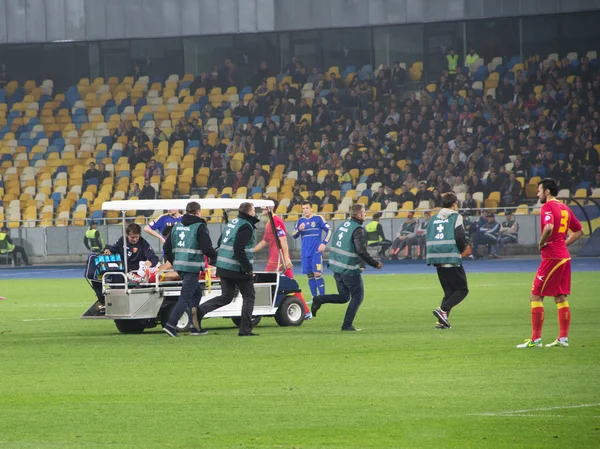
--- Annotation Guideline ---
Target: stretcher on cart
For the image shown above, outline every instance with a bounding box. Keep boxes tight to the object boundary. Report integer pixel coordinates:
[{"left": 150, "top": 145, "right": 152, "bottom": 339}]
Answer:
[{"left": 81, "top": 198, "right": 306, "bottom": 334}]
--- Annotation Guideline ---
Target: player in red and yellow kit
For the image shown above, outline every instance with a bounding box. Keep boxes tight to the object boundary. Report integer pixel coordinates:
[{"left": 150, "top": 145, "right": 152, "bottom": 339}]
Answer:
[
  {"left": 517, "top": 178, "right": 583, "bottom": 349},
  {"left": 254, "top": 200, "right": 312, "bottom": 319}
]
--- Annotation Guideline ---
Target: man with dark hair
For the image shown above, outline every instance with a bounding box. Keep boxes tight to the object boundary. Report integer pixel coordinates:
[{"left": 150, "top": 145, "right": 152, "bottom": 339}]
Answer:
[
  {"left": 254, "top": 198, "right": 312, "bottom": 319},
  {"left": 427, "top": 192, "right": 469, "bottom": 329},
  {"left": 365, "top": 212, "right": 392, "bottom": 259},
  {"left": 517, "top": 178, "right": 583, "bottom": 349},
  {"left": 472, "top": 213, "right": 500, "bottom": 258},
  {"left": 197, "top": 202, "right": 261, "bottom": 336},
  {"left": 293, "top": 201, "right": 332, "bottom": 301},
  {"left": 163, "top": 202, "right": 217, "bottom": 337},
  {"left": 311, "top": 204, "right": 383, "bottom": 331}
]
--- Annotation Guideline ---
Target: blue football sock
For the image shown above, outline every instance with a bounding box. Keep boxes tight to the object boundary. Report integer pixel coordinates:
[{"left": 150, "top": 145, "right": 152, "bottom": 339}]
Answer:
[
  {"left": 308, "top": 277, "right": 318, "bottom": 296},
  {"left": 315, "top": 275, "right": 325, "bottom": 295}
]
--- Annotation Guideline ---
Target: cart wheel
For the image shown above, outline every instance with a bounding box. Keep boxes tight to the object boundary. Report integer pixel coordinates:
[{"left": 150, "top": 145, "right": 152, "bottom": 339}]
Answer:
[
  {"left": 275, "top": 296, "right": 305, "bottom": 326},
  {"left": 114, "top": 319, "right": 146, "bottom": 334},
  {"left": 160, "top": 302, "right": 191, "bottom": 333},
  {"left": 231, "top": 316, "right": 262, "bottom": 328}
]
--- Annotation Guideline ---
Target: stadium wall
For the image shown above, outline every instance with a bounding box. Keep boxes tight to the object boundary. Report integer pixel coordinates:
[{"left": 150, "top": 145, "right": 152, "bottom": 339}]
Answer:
[
  {"left": 1, "top": 215, "right": 551, "bottom": 265},
  {"left": 0, "top": 0, "right": 599, "bottom": 44}
]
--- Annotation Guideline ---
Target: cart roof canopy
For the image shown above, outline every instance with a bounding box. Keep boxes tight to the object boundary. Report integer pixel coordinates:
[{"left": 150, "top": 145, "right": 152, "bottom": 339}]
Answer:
[{"left": 101, "top": 198, "right": 275, "bottom": 212}]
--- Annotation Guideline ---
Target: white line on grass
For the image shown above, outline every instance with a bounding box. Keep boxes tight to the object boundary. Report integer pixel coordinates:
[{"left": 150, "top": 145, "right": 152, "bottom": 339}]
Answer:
[
  {"left": 22, "top": 317, "right": 78, "bottom": 322},
  {"left": 473, "top": 403, "right": 600, "bottom": 417}
]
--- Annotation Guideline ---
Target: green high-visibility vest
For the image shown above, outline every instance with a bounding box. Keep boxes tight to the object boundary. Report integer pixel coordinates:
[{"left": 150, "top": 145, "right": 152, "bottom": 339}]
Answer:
[
  {"left": 365, "top": 220, "right": 382, "bottom": 245},
  {"left": 465, "top": 53, "right": 478, "bottom": 66},
  {"left": 0, "top": 232, "right": 15, "bottom": 253},
  {"left": 171, "top": 222, "right": 204, "bottom": 272},
  {"left": 446, "top": 54, "right": 459, "bottom": 74},
  {"left": 426, "top": 212, "right": 462, "bottom": 266},
  {"left": 85, "top": 229, "right": 104, "bottom": 251},
  {"left": 216, "top": 217, "right": 255, "bottom": 272},
  {"left": 329, "top": 220, "right": 362, "bottom": 276}
]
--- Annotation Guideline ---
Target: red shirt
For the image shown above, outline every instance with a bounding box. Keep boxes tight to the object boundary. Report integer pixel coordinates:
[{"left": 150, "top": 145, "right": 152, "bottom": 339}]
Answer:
[
  {"left": 263, "top": 214, "right": 287, "bottom": 262},
  {"left": 540, "top": 200, "right": 582, "bottom": 259}
]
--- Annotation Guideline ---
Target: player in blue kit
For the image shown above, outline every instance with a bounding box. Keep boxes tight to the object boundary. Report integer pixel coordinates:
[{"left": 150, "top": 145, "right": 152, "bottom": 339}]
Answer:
[
  {"left": 293, "top": 201, "right": 332, "bottom": 299},
  {"left": 144, "top": 209, "right": 183, "bottom": 245}
]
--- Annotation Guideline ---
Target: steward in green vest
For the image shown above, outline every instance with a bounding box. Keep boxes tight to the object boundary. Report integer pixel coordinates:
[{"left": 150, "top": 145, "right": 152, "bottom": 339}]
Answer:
[
  {"left": 465, "top": 49, "right": 479, "bottom": 68},
  {"left": 366, "top": 212, "right": 392, "bottom": 259},
  {"left": 446, "top": 49, "right": 459, "bottom": 75},
  {"left": 163, "top": 201, "right": 217, "bottom": 338},
  {"left": 427, "top": 193, "right": 469, "bottom": 330},
  {"left": 198, "top": 202, "right": 262, "bottom": 337},
  {"left": 311, "top": 204, "right": 382, "bottom": 331},
  {"left": 0, "top": 226, "right": 31, "bottom": 266},
  {"left": 83, "top": 222, "right": 105, "bottom": 253}
]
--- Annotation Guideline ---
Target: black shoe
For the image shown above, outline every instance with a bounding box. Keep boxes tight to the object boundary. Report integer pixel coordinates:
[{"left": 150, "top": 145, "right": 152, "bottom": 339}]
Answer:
[
  {"left": 341, "top": 326, "right": 362, "bottom": 332},
  {"left": 311, "top": 296, "right": 322, "bottom": 317},
  {"left": 190, "top": 327, "right": 208, "bottom": 336},
  {"left": 238, "top": 332, "right": 259, "bottom": 337},
  {"left": 163, "top": 324, "right": 178, "bottom": 337}
]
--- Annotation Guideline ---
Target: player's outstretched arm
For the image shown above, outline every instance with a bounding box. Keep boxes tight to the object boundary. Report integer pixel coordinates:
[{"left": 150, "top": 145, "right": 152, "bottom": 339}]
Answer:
[{"left": 144, "top": 224, "right": 165, "bottom": 242}]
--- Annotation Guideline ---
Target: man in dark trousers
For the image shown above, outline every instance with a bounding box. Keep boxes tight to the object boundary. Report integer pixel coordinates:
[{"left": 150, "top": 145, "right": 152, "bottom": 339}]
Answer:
[
  {"left": 311, "top": 204, "right": 383, "bottom": 331},
  {"left": 365, "top": 212, "right": 392, "bottom": 259},
  {"left": 0, "top": 226, "right": 31, "bottom": 266},
  {"left": 163, "top": 201, "right": 217, "bottom": 337},
  {"left": 427, "top": 192, "right": 469, "bottom": 329},
  {"left": 83, "top": 221, "right": 104, "bottom": 253},
  {"left": 197, "top": 202, "right": 260, "bottom": 336}
]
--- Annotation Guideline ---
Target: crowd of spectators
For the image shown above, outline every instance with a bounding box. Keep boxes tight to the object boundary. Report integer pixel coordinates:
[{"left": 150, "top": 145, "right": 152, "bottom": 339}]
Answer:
[{"left": 84, "top": 51, "right": 600, "bottom": 214}]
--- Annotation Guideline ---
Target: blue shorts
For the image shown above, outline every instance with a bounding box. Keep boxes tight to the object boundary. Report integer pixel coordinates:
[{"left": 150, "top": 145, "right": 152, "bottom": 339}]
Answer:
[{"left": 301, "top": 253, "right": 323, "bottom": 275}]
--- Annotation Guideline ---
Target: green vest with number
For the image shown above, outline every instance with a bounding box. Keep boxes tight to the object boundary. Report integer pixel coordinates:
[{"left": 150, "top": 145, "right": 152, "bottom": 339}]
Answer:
[
  {"left": 329, "top": 220, "right": 362, "bottom": 276},
  {"left": 216, "top": 217, "right": 255, "bottom": 272},
  {"left": 85, "top": 229, "right": 104, "bottom": 252},
  {"left": 171, "top": 222, "right": 204, "bottom": 272},
  {"left": 0, "top": 232, "right": 15, "bottom": 253},
  {"left": 426, "top": 213, "right": 462, "bottom": 266},
  {"left": 446, "top": 54, "right": 459, "bottom": 74},
  {"left": 365, "top": 220, "right": 382, "bottom": 245}
]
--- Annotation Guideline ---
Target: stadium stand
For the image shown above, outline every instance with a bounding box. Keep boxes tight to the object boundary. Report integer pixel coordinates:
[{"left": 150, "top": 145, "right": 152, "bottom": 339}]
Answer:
[{"left": 0, "top": 50, "right": 599, "bottom": 228}]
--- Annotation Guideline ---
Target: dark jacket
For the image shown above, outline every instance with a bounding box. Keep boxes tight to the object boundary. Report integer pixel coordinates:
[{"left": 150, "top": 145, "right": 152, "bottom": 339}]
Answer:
[
  {"left": 350, "top": 217, "right": 380, "bottom": 269},
  {"left": 106, "top": 236, "right": 159, "bottom": 272},
  {"left": 163, "top": 214, "right": 217, "bottom": 267},
  {"left": 217, "top": 212, "right": 261, "bottom": 280}
]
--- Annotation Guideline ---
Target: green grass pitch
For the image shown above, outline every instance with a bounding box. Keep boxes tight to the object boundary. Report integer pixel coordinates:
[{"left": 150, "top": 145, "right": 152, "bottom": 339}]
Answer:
[{"left": 1, "top": 272, "right": 599, "bottom": 448}]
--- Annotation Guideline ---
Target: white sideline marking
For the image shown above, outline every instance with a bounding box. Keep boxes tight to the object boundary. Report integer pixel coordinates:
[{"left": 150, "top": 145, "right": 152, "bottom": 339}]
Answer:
[
  {"left": 473, "top": 403, "right": 600, "bottom": 417},
  {"left": 22, "top": 317, "right": 77, "bottom": 322}
]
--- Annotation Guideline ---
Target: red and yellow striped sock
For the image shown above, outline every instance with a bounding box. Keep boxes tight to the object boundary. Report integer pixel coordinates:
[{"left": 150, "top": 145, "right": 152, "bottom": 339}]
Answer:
[
  {"left": 531, "top": 300, "right": 544, "bottom": 341},
  {"left": 557, "top": 301, "right": 570, "bottom": 339}
]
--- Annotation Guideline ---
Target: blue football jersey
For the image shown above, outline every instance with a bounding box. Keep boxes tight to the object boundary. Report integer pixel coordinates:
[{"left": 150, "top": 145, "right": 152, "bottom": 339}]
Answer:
[
  {"left": 149, "top": 214, "right": 182, "bottom": 237},
  {"left": 293, "top": 215, "right": 332, "bottom": 257}
]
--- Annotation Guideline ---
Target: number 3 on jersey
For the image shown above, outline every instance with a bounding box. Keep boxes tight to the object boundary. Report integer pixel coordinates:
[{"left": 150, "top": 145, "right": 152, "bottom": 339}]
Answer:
[{"left": 558, "top": 210, "right": 569, "bottom": 233}]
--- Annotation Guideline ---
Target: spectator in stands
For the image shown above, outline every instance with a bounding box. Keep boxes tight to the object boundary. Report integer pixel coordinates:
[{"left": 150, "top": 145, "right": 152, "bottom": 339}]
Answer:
[
  {"left": 391, "top": 61, "right": 407, "bottom": 93},
  {"left": 453, "top": 176, "right": 468, "bottom": 194},
  {"left": 214, "top": 171, "right": 231, "bottom": 191},
  {"left": 84, "top": 162, "right": 102, "bottom": 184},
  {"left": 139, "top": 179, "right": 156, "bottom": 200},
  {"left": 498, "top": 211, "right": 519, "bottom": 254},
  {"left": 125, "top": 120, "right": 138, "bottom": 142},
  {"left": 414, "top": 182, "right": 432, "bottom": 205},
  {"left": 338, "top": 167, "right": 352, "bottom": 185},
  {"left": 128, "top": 146, "right": 143, "bottom": 167},
  {"left": 152, "top": 127, "right": 167, "bottom": 147},
  {"left": 231, "top": 171, "right": 245, "bottom": 192},
  {"left": 467, "top": 174, "right": 484, "bottom": 195},
  {"left": 431, "top": 189, "right": 442, "bottom": 208},
  {"left": 397, "top": 185, "right": 416, "bottom": 207},
  {"left": 501, "top": 172, "right": 522, "bottom": 206},
  {"left": 461, "top": 192, "right": 476, "bottom": 216},
  {"left": 169, "top": 124, "right": 188, "bottom": 147},
  {"left": 144, "top": 160, "right": 162, "bottom": 180},
  {"left": 187, "top": 120, "right": 202, "bottom": 142},
  {"left": 383, "top": 185, "right": 398, "bottom": 206},
  {"left": 372, "top": 185, "right": 386, "bottom": 207},
  {"left": 403, "top": 172, "right": 418, "bottom": 190},
  {"left": 321, "top": 188, "right": 338, "bottom": 210},
  {"left": 247, "top": 168, "right": 266, "bottom": 190},
  {"left": 210, "top": 150, "right": 226, "bottom": 174},
  {"left": 485, "top": 172, "right": 504, "bottom": 197},
  {"left": 129, "top": 183, "right": 141, "bottom": 198},
  {"left": 307, "top": 190, "right": 321, "bottom": 208},
  {"left": 134, "top": 129, "right": 149, "bottom": 147},
  {"left": 390, "top": 212, "right": 418, "bottom": 259},
  {"left": 473, "top": 213, "right": 500, "bottom": 259}
]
